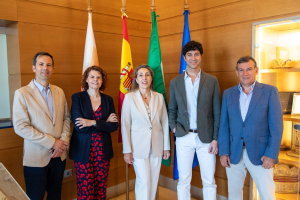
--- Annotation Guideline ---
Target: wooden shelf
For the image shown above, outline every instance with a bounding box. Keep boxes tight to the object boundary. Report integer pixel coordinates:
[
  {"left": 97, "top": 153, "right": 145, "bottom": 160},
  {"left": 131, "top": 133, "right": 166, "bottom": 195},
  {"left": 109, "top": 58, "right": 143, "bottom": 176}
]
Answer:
[
  {"left": 283, "top": 114, "right": 300, "bottom": 122},
  {"left": 261, "top": 69, "right": 300, "bottom": 73},
  {"left": 278, "top": 150, "right": 300, "bottom": 164},
  {"left": 276, "top": 193, "right": 299, "bottom": 200}
]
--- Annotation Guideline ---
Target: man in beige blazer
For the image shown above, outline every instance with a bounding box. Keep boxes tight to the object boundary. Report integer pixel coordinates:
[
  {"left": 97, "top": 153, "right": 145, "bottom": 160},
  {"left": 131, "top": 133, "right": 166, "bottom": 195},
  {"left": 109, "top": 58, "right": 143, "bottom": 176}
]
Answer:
[{"left": 13, "top": 52, "right": 71, "bottom": 200}]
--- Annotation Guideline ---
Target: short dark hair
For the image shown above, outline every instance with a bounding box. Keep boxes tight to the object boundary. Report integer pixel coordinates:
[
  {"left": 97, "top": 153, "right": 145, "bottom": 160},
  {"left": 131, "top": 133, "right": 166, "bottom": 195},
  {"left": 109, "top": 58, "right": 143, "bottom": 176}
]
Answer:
[
  {"left": 236, "top": 56, "right": 257, "bottom": 70},
  {"left": 131, "top": 64, "right": 154, "bottom": 92},
  {"left": 182, "top": 40, "right": 203, "bottom": 56},
  {"left": 81, "top": 66, "right": 107, "bottom": 91},
  {"left": 33, "top": 52, "right": 54, "bottom": 66}
]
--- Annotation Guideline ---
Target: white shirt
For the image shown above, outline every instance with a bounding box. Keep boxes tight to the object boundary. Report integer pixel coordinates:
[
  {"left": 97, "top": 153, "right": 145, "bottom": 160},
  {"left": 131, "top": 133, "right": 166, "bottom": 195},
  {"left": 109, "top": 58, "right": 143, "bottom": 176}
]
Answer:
[
  {"left": 238, "top": 81, "right": 256, "bottom": 121},
  {"left": 184, "top": 70, "right": 201, "bottom": 130}
]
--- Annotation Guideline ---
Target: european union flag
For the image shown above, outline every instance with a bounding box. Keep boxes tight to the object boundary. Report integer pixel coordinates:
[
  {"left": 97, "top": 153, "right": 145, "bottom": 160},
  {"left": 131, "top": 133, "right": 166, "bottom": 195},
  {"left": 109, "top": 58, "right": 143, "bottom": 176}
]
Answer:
[
  {"left": 173, "top": 9, "right": 199, "bottom": 181},
  {"left": 179, "top": 10, "right": 191, "bottom": 74}
]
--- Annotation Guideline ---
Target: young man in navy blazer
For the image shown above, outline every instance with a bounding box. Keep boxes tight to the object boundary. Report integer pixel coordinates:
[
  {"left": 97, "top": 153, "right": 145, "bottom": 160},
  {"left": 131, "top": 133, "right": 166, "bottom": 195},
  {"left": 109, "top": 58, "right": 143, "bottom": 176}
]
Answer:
[{"left": 218, "top": 56, "right": 283, "bottom": 200}]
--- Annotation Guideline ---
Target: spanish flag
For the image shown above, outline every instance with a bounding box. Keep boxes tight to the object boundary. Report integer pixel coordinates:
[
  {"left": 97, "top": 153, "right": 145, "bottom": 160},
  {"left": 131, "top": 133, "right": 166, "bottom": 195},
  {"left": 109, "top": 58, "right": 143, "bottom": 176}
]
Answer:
[
  {"left": 83, "top": 12, "right": 99, "bottom": 74},
  {"left": 118, "top": 15, "right": 133, "bottom": 143}
]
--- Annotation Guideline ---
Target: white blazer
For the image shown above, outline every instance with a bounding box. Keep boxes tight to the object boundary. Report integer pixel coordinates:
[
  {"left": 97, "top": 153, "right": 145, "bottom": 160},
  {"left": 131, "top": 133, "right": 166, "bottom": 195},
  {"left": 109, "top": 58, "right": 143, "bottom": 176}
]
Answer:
[{"left": 121, "top": 90, "right": 170, "bottom": 159}]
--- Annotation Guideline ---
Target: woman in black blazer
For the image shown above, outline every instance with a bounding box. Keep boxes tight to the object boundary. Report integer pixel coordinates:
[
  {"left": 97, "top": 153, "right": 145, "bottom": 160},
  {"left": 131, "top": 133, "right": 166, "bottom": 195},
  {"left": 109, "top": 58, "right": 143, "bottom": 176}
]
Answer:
[{"left": 69, "top": 66, "right": 118, "bottom": 200}]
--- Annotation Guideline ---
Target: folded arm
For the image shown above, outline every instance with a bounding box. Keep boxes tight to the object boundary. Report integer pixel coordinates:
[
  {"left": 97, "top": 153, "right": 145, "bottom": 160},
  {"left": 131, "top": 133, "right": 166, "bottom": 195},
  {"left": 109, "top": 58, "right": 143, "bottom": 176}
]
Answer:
[{"left": 71, "top": 94, "right": 118, "bottom": 133}]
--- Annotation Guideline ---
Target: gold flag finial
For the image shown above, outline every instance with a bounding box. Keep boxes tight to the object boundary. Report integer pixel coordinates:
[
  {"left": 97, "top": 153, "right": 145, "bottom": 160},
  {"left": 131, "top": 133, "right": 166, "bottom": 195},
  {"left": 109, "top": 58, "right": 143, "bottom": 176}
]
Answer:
[
  {"left": 121, "top": 0, "right": 126, "bottom": 14},
  {"left": 121, "top": 0, "right": 128, "bottom": 18},
  {"left": 87, "top": 0, "right": 92, "bottom": 12},
  {"left": 151, "top": 0, "right": 156, "bottom": 12},
  {"left": 184, "top": 0, "right": 189, "bottom": 10}
]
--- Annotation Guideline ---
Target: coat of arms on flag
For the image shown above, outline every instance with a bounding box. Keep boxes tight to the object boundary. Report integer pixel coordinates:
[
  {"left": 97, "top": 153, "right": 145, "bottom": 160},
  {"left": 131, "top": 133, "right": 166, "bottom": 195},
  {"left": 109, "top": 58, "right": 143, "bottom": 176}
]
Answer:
[{"left": 120, "top": 62, "right": 133, "bottom": 93}]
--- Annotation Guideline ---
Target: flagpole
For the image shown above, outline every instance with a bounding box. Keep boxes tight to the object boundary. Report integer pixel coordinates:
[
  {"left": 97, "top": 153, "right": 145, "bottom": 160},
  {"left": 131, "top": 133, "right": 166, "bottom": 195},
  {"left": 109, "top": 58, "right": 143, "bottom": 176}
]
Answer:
[
  {"left": 184, "top": 0, "right": 189, "bottom": 10},
  {"left": 121, "top": 2, "right": 129, "bottom": 200},
  {"left": 150, "top": 2, "right": 160, "bottom": 200},
  {"left": 121, "top": 0, "right": 126, "bottom": 16},
  {"left": 151, "top": 0, "right": 155, "bottom": 11},
  {"left": 87, "top": 0, "right": 92, "bottom": 12}
]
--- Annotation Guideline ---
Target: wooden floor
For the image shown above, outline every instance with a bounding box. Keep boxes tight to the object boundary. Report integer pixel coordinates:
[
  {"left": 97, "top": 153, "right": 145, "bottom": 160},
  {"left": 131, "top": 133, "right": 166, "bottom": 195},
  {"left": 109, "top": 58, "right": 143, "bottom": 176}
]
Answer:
[{"left": 109, "top": 186, "right": 198, "bottom": 200}]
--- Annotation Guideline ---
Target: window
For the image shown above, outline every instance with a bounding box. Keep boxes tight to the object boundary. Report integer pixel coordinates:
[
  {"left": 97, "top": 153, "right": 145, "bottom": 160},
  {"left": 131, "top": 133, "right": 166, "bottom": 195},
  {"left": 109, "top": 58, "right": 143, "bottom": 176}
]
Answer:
[{"left": 0, "top": 20, "right": 20, "bottom": 129}]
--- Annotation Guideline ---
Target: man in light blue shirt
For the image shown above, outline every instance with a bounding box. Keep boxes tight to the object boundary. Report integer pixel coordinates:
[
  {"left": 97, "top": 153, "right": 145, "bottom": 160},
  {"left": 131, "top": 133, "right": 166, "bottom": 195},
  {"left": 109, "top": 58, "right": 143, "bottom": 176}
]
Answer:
[
  {"left": 13, "top": 52, "right": 71, "bottom": 200},
  {"left": 219, "top": 56, "right": 283, "bottom": 200},
  {"left": 33, "top": 79, "right": 54, "bottom": 119}
]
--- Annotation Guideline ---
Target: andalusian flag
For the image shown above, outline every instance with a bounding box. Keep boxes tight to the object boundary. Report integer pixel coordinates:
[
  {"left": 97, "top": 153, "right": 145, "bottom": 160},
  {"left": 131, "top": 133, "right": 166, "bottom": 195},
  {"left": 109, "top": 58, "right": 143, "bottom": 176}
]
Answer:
[
  {"left": 83, "top": 12, "right": 99, "bottom": 74},
  {"left": 118, "top": 15, "right": 133, "bottom": 143},
  {"left": 148, "top": 11, "right": 171, "bottom": 167}
]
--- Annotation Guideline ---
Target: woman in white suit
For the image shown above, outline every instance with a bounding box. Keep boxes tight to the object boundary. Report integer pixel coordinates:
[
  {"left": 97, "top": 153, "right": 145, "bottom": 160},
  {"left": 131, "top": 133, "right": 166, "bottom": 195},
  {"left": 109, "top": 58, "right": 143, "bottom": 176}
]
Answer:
[{"left": 121, "top": 64, "right": 170, "bottom": 200}]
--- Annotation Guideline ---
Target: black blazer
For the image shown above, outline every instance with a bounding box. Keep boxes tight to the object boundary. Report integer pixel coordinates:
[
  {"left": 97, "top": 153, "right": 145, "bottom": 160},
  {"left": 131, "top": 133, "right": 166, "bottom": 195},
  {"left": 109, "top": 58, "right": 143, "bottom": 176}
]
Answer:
[{"left": 69, "top": 91, "right": 119, "bottom": 163}]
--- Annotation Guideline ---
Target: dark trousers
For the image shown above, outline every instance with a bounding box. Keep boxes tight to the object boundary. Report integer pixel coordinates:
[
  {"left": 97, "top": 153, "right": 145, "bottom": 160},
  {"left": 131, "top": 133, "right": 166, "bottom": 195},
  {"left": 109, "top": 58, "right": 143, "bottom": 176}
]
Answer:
[{"left": 24, "top": 157, "right": 66, "bottom": 200}]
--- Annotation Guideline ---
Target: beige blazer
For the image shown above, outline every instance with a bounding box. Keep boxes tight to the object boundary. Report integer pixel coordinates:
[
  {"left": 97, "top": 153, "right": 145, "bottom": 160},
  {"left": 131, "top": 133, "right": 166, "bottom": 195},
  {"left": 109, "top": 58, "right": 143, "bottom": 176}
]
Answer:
[
  {"left": 121, "top": 90, "right": 170, "bottom": 159},
  {"left": 13, "top": 80, "right": 71, "bottom": 167}
]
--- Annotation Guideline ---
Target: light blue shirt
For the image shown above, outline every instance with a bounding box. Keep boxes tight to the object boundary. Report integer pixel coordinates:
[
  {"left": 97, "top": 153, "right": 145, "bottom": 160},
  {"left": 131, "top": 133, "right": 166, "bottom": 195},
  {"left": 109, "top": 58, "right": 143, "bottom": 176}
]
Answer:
[
  {"left": 33, "top": 79, "right": 54, "bottom": 119},
  {"left": 238, "top": 81, "right": 256, "bottom": 122},
  {"left": 184, "top": 70, "right": 201, "bottom": 130}
]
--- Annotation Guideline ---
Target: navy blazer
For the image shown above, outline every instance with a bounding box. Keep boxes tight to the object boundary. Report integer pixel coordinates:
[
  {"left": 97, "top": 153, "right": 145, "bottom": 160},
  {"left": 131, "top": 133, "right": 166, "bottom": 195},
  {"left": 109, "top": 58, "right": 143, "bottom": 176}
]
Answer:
[
  {"left": 218, "top": 82, "right": 283, "bottom": 165},
  {"left": 69, "top": 91, "right": 119, "bottom": 163}
]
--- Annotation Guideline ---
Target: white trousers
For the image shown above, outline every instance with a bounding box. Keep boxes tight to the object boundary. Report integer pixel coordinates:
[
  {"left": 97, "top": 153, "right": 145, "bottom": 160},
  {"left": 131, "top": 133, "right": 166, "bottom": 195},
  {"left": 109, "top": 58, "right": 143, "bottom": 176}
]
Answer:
[
  {"left": 226, "top": 148, "right": 275, "bottom": 200},
  {"left": 133, "top": 152, "right": 162, "bottom": 200},
  {"left": 176, "top": 132, "right": 217, "bottom": 200}
]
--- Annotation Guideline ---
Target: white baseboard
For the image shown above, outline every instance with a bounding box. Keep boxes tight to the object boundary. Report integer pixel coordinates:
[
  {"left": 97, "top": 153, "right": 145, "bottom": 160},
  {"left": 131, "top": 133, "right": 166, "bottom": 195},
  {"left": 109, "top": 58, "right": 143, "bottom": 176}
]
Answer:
[{"left": 158, "top": 175, "right": 228, "bottom": 200}]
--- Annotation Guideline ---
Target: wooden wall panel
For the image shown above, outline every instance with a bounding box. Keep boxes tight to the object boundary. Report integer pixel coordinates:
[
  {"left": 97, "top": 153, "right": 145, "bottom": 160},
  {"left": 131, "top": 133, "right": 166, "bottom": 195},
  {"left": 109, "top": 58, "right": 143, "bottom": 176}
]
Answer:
[
  {"left": 210, "top": 72, "right": 240, "bottom": 94},
  {"left": 17, "top": 0, "right": 150, "bottom": 38},
  {"left": 157, "top": 0, "right": 253, "bottom": 37},
  {"left": 18, "top": 23, "right": 85, "bottom": 75},
  {"left": 156, "top": 0, "right": 241, "bottom": 20},
  {"left": 29, "top": 0, "right": 151, "bottom": 22},
  {"left": 61, "top": 180, "right": 77, "bottom": 200},
  {"left": 17, "top": 0, "right": 86, "bottom": 30},
  {"left": 0, "top": 0, "right": 17, "bottom": 21},
  {"left": 160, "top": 22, "right": 253, "bottom": 74},
  {"left": 0, "top": 128, "right": 23, "bottom": 150},
  {"left": 18, "top": 22, "right": 149, "bottom": 75},
  {"left": 253, "top": 0, "right": 300, "bottom": 19}
]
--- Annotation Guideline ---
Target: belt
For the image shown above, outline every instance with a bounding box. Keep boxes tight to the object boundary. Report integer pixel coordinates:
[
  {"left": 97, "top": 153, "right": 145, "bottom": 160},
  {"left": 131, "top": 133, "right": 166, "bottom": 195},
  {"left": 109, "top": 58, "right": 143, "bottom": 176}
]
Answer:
[{"left": 189, "top": 129, "right": 197, "bottom": 133}]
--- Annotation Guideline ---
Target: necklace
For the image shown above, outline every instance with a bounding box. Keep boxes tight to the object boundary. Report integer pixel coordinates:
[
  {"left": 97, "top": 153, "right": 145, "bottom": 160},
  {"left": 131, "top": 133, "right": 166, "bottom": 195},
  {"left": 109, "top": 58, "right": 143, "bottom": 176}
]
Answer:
[{"left": 140, "top": 91, "right": 150, "bottom": 100}]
